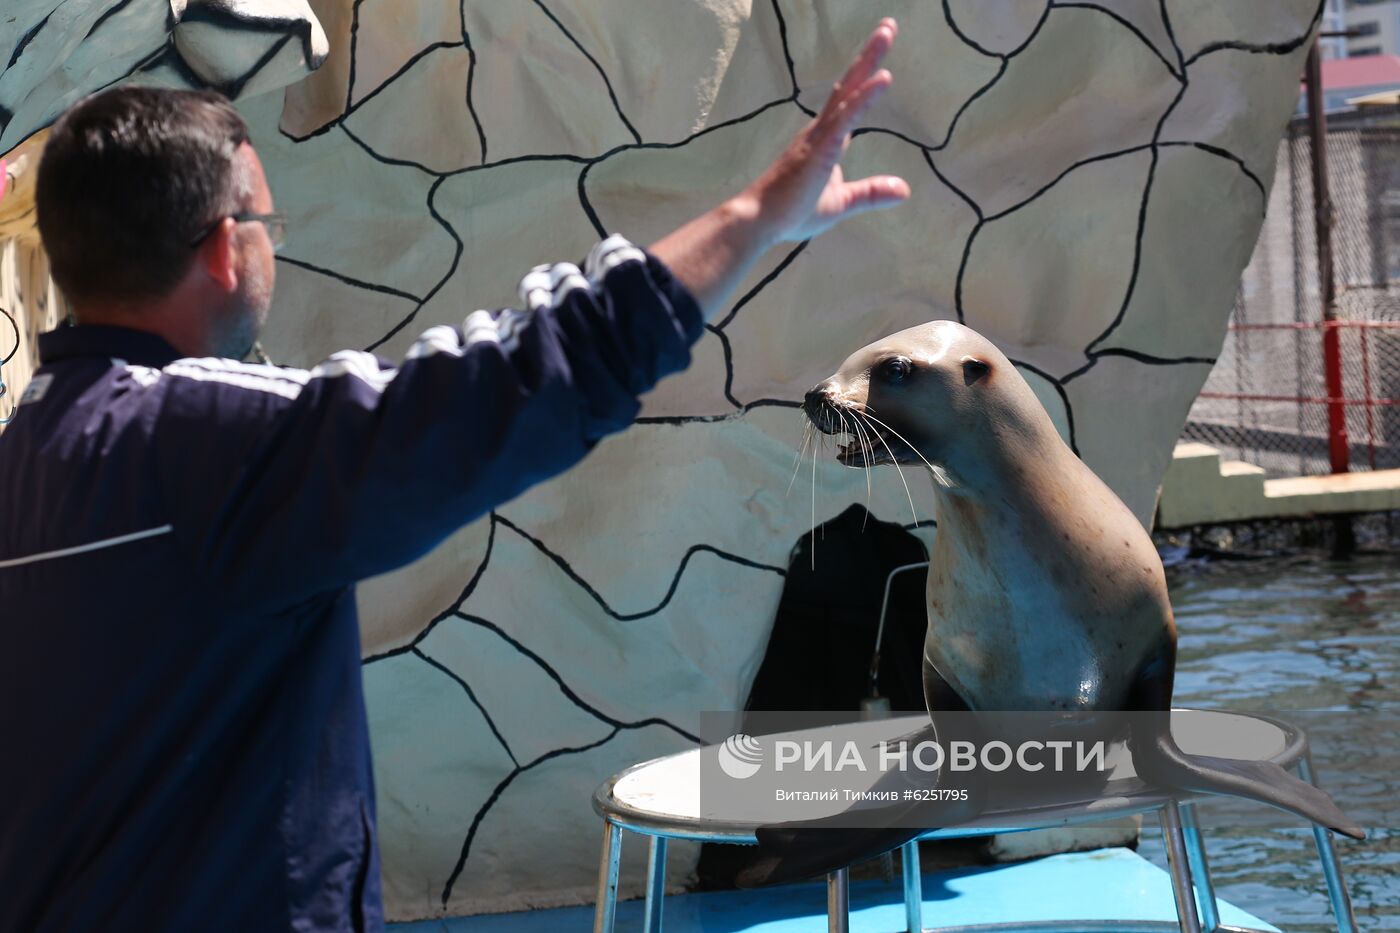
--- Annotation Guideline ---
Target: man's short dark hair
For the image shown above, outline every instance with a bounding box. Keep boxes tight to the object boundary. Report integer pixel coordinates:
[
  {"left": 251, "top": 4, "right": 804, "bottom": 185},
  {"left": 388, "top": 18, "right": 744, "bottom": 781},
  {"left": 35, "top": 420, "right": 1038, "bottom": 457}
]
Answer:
[{"left": 36, "top": 86, "right": 252, "bottom": 307}]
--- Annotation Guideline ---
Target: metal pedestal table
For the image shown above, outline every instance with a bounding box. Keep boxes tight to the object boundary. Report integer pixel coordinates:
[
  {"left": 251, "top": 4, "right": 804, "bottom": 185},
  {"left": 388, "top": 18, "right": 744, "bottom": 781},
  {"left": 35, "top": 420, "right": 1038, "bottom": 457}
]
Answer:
[{"left": 591, "top": 710, "right": 1356, "bottom": 933}]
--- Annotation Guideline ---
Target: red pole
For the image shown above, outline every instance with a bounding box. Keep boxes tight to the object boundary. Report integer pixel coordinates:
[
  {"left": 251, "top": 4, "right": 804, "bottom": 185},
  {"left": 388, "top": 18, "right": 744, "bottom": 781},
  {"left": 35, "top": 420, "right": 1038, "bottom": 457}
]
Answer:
[
  {"left": 1323, "top": 326, "right": 1349, "bottom": 473},
  {"left": 1305, "top": 44, "right": 1350, "bottom": 475}
]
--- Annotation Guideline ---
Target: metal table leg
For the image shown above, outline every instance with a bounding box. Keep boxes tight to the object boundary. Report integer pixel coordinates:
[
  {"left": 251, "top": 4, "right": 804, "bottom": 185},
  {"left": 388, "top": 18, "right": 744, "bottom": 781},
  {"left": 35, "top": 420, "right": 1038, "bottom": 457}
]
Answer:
[
  {"left": 827, "top": 867, "right": 850, "bottom": 933},
  {"left": 1298, "top": 754, "right": 1358, "bottom": 933},
  {"left": 1161, "top": 801, "right": 1204, "bottom": 933},
  {"left": 644, "top": 835, "right": 668, "bottom": 933},
  {"left": 593, "top": 820, "right": 622, "bottom": 933},
  {"left": 902, "top": 840, "right": 923, "bottom": 933},
  {"left": 1180, "top": 802, "right": 1220, "bottom": 933}
]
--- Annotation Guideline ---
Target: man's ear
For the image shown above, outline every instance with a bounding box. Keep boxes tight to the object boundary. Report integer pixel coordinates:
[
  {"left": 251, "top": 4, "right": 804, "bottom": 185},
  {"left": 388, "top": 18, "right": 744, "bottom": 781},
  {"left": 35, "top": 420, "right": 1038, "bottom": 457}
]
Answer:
[
  {"left": 961, "top": 356, "right": 990, "bottom": 386},
  {"left": 197, "top": 217, "right": 240, "bottom": 294}
]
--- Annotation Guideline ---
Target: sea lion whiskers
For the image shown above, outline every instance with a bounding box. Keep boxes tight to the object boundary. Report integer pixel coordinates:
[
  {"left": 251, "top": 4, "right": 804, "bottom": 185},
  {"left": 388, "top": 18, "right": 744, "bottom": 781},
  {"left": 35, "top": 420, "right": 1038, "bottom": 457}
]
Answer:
[
  {"left": 854, "top": 408, "right": 920, "bottom": 528},
  {"left": 837, "top": 407, "right": 874, "bottom": 528},
  {"left": 850, "top": 412, "right": 881, "bottom": 528},
  {"left": 810, "top": 418, "right": 820, "bottom": 570},
  {"left": 787, "top": 418, "right": 814, "bottom": 498},
  {"left": 859, "top": 407, "right": 954, "bottom": 489}
]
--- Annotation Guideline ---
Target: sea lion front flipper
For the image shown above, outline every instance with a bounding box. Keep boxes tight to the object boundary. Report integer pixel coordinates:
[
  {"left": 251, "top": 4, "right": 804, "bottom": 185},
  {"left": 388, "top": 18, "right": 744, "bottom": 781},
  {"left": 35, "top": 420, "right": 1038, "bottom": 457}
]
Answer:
[
  {"left": 737, "top": 782, "right": 981, "bottom": 888},
  {"left": 738, "top": 668, "right": 984, "bottom": 889},
  {"left": 1127, "top": 656, "right": 1365, "bottom": 841},
  {"left": 737, "top": 721, "right": 936, "bottom": 889}
]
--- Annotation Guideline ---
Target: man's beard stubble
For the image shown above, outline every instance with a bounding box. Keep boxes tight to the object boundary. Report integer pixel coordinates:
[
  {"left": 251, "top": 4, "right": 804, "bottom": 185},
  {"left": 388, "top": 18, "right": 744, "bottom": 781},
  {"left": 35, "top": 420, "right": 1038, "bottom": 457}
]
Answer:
[{"left": 219, "top": 255, "right": 273, "bottom": 361}]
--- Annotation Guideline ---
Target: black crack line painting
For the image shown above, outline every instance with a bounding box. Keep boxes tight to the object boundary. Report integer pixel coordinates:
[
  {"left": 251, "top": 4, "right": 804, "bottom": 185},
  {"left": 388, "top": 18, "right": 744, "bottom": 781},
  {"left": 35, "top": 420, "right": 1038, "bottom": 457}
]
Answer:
[
  {"left": 0, "top": 0, "right": 1324, "bottom": 912},
  {"left": 349, "top": 0, "right": 1317, "bottom": 899},
  {"left": 342, "top": 0, "right": 1315, "bottom": 900}
]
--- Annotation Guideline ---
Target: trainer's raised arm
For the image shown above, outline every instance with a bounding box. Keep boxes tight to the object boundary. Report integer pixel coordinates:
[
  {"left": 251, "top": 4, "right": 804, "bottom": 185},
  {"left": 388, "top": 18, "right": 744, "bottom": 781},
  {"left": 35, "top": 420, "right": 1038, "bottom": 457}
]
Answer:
[{"left": 649, "top": 18, "right": 910, "bottom": 318}]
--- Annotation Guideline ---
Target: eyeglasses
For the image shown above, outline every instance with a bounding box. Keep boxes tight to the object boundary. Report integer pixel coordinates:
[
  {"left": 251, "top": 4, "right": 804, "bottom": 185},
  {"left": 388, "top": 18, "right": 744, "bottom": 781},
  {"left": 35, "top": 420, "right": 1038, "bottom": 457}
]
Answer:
[{"left": 189, "top": 211, "right": 287, "bottom": 252}]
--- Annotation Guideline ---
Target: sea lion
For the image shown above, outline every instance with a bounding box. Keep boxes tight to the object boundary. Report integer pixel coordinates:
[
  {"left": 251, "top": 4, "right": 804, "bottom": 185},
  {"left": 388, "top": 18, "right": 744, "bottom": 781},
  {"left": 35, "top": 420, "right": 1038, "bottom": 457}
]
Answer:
[{"left": 738, "top": 320, "right": 1362, "bottom": 887}]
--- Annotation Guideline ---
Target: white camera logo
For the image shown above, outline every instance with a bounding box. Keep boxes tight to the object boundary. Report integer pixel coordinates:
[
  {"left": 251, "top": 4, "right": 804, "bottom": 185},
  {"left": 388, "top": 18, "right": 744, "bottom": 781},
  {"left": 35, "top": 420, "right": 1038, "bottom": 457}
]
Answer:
[{"left": 717, "top": 733, "right": 764, "bottom": 780}]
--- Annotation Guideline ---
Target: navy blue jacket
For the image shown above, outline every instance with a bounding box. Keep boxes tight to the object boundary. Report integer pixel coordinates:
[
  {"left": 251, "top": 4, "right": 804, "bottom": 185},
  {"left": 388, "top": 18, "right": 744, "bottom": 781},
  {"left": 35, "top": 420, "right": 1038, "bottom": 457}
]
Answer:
[{"left": 0, "top": 237, "right": 702, "bottom": 932}]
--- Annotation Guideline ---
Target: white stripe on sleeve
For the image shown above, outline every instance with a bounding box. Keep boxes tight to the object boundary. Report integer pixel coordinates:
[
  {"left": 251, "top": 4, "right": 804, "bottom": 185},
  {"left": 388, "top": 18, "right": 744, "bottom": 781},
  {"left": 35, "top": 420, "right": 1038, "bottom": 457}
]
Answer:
[
  {"left": 586, "top": 235, "right": 647, "bottom": 281},
  {"left": 164, "top": 362, "right": 305, "bottom": 400},
  {"left": 309, "top": 350, "right": 397, "bottom": 393},
  {"left": 406, "top": 324, "right": 467, "bottom": 359}
]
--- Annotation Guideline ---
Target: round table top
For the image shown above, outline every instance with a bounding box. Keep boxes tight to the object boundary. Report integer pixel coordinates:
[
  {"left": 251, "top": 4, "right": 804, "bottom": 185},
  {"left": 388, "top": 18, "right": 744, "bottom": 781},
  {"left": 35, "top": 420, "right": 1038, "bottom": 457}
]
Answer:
[{"left": 594, "top": 709, "right": 1305, "bottom": 842}]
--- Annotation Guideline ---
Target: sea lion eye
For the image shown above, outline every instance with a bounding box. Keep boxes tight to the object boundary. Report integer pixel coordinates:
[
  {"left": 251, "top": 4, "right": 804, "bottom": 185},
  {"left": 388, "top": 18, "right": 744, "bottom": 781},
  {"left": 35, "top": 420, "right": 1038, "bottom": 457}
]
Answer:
[{"left": 880, "top": 357, "right": 912, "bottom": 383}]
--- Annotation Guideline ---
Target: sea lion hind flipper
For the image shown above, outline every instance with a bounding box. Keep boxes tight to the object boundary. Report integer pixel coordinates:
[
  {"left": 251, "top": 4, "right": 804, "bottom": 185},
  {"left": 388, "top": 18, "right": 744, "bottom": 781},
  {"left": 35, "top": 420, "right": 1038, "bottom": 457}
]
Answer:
[
  {"left": 1131, "top": 731, "right": 1365, "bottom": 841},
  {"left": 1127, "top": 658, "right": 1364, "bottom": 841},
  {"left": 866, "top": 719, "right": 938, "bottom": 753}
]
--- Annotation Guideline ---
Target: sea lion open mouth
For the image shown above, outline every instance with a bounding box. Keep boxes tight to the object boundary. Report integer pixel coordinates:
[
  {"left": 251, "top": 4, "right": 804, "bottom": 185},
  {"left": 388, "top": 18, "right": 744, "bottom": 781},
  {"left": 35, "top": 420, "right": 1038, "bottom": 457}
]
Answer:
[
  {"left": 806, "top": 398, "right": 918, "bottom": 469},
  {"left": 827, "top": 418, "right": 907, "bottom": 468}
]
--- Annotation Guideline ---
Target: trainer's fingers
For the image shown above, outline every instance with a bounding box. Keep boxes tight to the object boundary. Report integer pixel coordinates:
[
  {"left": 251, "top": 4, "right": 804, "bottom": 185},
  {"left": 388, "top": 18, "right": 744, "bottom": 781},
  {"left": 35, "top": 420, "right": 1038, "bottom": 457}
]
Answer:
[
  {"left": 846, "top": 19, "right": 897, "bottom": 89},
  {"left": 843, "top": 19, "right": 896, "bottom": 92},
  {"left": 814, "top": 70, "right": 891, "bottom": 150},
  {"left": 837, "top": 175, "right": 911, "bottom": 218},
  {"left": 841, "top": 70, "right": 892, "bottom": 128},
  {"left": 819, "top": 19, "right": 897, "bottom": 120}
]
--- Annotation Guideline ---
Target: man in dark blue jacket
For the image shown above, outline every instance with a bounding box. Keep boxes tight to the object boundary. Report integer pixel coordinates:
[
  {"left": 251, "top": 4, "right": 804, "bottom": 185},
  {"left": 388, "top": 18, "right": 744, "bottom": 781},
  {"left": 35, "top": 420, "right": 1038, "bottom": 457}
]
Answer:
[{"left": 0, "top": 20, "right": 907, "bottom": 932}]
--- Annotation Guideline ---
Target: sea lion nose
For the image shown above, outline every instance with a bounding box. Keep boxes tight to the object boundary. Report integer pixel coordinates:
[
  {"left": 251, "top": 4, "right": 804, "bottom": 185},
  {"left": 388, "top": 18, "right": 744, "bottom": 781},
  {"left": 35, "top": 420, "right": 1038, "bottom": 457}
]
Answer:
[{"left": 803, "top": 383, "right": 836, "bottom": 428}]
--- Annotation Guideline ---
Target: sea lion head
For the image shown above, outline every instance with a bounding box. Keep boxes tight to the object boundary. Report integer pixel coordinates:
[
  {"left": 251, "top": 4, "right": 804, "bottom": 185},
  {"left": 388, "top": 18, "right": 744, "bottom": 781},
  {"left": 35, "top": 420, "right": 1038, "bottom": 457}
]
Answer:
[{"left": 803, "top": 320, "right": 1048, "bottom": 479}]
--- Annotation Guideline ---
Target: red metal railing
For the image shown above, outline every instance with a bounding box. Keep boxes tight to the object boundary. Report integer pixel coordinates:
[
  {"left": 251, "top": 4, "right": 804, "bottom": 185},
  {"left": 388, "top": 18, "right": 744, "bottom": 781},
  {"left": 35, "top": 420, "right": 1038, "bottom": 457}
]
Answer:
[{"left": 1197, "top": 320, "right": 1400, "bottom": 472}]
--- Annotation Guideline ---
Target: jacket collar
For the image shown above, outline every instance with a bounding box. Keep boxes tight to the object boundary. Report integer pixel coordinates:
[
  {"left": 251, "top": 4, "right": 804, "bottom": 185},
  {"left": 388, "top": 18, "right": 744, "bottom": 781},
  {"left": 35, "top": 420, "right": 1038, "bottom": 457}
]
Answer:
[{"left": 39, "top": 324, "right": 183, "bottom": 369}]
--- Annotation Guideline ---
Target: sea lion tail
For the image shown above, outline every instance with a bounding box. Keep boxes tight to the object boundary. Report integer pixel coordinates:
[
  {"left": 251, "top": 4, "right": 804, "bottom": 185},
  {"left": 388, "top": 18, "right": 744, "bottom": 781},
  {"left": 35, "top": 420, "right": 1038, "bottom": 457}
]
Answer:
[{"left": 1130, "top": 724, "right": 1364, "bottom": 841}]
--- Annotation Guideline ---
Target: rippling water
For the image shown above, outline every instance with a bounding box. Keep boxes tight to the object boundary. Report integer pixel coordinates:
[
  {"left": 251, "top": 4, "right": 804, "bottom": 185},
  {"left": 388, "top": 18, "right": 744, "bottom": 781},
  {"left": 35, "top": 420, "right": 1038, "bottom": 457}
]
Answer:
[{"left": 1137, "top": 552, "right": 1399, "bottom": 932}]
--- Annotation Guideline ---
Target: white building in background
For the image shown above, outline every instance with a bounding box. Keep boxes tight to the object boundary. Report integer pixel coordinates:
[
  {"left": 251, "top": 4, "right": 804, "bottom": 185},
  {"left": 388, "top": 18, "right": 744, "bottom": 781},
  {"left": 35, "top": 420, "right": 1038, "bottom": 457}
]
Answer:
[
  {"left": 1322, "top": 0, "right": 1349, "bottom": 58},
  {"left": 1344, "top": 0, "right": 1400, "bottom": 57},
  {"left": 1294, "top": 0, "right": 1400, "bottom": 113}
]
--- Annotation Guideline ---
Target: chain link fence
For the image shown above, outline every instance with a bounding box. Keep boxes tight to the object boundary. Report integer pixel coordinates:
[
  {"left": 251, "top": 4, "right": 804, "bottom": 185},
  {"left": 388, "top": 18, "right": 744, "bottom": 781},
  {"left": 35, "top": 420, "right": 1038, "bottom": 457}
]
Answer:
[{"left": 1184, "top": 104, "right": 1400, "bottom": 476}]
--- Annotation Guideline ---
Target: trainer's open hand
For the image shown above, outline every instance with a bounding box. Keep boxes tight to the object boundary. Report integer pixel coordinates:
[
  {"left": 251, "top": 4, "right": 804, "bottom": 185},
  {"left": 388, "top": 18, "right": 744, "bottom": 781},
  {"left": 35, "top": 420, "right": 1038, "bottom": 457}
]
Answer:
[
  {"left": 646, "top": 18, "right": 909, "bottom": 319},
  {"left": 747, "top": 18, "right": 909, "bottom": 245}
]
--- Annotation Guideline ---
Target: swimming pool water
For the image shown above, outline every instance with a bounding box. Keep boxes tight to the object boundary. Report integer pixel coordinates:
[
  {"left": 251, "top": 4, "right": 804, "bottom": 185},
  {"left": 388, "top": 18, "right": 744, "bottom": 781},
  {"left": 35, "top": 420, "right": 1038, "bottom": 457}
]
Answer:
[{"left": 1138, "top": 551, "right": 1399, "bottom": 932}]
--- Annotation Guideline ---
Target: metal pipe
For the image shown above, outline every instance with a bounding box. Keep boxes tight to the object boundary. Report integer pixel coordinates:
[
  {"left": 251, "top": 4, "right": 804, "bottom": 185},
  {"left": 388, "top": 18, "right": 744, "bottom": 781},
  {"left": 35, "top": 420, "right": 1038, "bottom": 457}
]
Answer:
[
  {"left": 1179, "top": 803, "right": 1220, "bottom": 933},
  {"left": 1360, "top": 325, "right": 1376, "bottom": 468},
  {"left": 1303, "top": 41, "right": 1360, "bottom": 555},
  {"left": 869, "top": 562, "right": 930, "bottom": 700},
  {"left": 1160, "top": 802, "right": 1204, "bottom": 933},
  {"left": 828, "top": 868, "right": 851, "bottom": 933},
  {"left": 1306, "top": 43, "right": 1348, "bottom": 471},
  {"left": 593, "top": 821, "right": 622, "bottom": 933},
  {"left": 902, "top": 840, "right": 924, "bottom": 933},
  {"left": 1305, "top": 40, "right": 1355, "bottom": 556},
  {"left": 644, "top": 835, "right": 667, "bottom": 933},
  {"left": 1297, "top": 755, "right": 1358, "bottom": 933}
]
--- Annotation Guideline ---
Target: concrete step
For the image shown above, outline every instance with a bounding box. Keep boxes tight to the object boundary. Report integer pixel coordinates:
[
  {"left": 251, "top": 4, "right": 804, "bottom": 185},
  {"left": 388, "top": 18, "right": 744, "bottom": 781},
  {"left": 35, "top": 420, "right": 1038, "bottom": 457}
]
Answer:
[
  {"left": 1157, "top": 442, "right": 1400, "bottom": 528},
  {"left": 1264, "top": 468, "right": 1400, "bottom": 514},
  {"left": 1158, "top": 444, "right": 1267, "bottom": 527}
]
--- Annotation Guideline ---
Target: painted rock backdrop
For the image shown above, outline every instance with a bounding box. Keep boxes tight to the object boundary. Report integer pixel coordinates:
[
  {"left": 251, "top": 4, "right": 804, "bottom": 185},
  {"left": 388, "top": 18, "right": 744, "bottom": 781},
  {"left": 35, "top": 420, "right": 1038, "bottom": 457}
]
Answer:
[{"left": 0, "top": 0, "right": 1321, "bottom": 921}]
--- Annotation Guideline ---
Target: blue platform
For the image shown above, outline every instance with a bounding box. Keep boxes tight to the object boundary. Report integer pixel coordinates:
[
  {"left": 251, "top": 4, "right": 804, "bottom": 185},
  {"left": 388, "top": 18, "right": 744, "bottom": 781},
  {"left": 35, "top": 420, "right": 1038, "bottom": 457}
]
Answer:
[{"left": 390, "top": 847, "right": 1279, "bottom": 932}]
